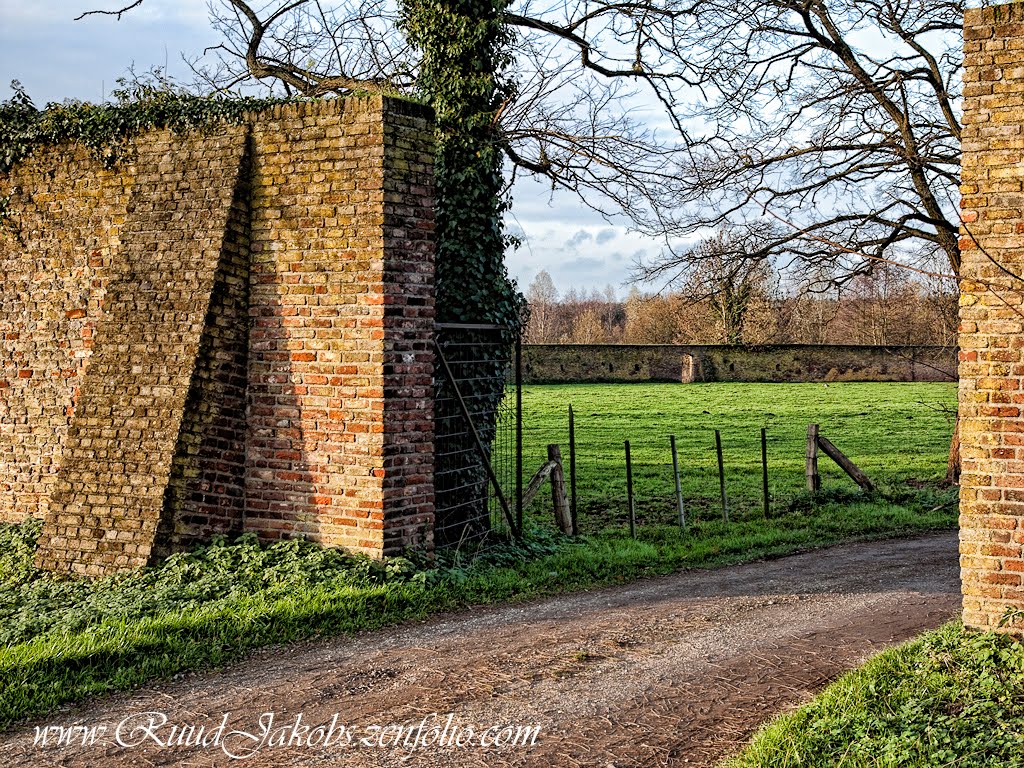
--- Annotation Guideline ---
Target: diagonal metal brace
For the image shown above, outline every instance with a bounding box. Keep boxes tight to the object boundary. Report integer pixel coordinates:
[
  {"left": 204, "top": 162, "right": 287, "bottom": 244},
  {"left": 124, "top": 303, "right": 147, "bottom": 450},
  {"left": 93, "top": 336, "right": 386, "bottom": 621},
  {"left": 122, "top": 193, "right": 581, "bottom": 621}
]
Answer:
[{"left": 432, "top": 337, "right": 521, "bottom": 539}]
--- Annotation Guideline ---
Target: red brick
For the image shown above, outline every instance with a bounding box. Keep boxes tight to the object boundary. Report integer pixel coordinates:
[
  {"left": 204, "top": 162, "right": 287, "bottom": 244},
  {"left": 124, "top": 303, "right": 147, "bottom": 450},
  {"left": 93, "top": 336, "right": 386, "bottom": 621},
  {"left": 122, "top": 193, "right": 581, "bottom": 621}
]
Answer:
[{"left": 961, "top": 7, "right": 1024, "bottom": 633}]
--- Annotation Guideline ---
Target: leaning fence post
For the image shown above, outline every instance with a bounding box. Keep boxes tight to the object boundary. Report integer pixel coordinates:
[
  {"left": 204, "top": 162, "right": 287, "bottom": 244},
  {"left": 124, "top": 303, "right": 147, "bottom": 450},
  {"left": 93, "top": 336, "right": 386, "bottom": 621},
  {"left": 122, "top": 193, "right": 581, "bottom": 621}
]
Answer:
[
  {"left": 548, "top": 444, "right": 572, "bottom": 534},
  {"left": 806, "top": 423, "right": 821, "bottom": 492},
  {"left": 817, "top": 433, "right": 876, "bottom": 493},
  {"left": 625, "top": 440, "right": 636, "bottom": 538}
]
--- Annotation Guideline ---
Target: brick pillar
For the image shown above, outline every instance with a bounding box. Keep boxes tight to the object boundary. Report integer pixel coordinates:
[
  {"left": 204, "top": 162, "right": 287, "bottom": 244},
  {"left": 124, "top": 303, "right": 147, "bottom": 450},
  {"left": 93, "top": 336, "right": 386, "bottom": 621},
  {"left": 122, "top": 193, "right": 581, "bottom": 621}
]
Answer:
[
  {"left": 959, "top": 3, "right": 1024, "bottom": 631},
  {"left": 245, "top": 97, "right": 435, "bottom": 556},
  {"left": 381, "top": 100, "right": 436, "bottom": 554}
]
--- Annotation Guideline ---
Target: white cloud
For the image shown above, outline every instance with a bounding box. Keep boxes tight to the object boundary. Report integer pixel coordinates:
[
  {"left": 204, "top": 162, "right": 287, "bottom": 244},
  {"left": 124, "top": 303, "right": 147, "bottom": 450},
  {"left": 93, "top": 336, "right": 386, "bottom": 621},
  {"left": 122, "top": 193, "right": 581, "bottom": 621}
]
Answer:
[
  {"left": 565, "top": 229, "right": 593, "bottom": 249},
  {"left": 505, "top": 176, "right": 667, "bottom": 293}
]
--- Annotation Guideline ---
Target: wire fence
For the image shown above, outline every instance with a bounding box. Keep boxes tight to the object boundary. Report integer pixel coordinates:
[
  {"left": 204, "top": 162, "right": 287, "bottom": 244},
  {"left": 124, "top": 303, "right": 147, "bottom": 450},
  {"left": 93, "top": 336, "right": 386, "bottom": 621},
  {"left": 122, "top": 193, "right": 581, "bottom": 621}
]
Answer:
[{"left": 433, "top": 324, "right": 521, "bottom": 552}]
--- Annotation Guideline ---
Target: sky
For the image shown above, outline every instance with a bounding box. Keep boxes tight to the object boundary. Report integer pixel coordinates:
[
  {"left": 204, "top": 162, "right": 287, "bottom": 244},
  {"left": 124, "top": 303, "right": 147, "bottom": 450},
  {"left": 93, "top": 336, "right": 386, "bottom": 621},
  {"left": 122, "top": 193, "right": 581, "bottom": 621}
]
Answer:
[{"left": 0, "top": 0, "right": 667, "bottom": 299}]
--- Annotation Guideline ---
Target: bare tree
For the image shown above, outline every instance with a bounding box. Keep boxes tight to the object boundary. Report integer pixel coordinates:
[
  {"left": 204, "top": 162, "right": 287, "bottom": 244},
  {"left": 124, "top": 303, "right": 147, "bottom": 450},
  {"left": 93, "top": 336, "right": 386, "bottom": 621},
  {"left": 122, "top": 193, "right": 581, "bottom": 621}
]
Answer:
[
  {"left": 80, "top": 0, "right": 964, "bottom": 288},
  {"left": 634, "top": 224, "right": 780, "bottom": 345},
  {"left": 654, "top": 0, "right": 962, "bottom": 283},
  {"left": 512, "top": 0, "right": 962, "bottom": 287},
  {"left": 524, "top": 269, "right": 560, "bottom": 343},
  {"left": 189, "top": 0, "right": 415, "bottom": 96}
]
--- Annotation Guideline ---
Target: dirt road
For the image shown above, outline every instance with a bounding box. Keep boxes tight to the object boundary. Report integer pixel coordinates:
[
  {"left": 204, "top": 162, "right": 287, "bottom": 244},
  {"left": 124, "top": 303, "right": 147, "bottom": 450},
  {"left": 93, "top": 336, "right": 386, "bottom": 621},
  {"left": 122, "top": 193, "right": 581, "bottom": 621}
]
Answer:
[{"left": 3, "top": 532, "right": 961, "bottom": 768}]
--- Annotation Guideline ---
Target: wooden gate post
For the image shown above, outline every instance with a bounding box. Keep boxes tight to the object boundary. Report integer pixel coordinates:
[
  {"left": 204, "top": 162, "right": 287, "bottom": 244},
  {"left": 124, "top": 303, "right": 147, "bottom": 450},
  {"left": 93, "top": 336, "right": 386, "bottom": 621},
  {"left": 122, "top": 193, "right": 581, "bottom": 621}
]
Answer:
[{"left": 548, "top": 444, "right": 572, "bottom": 535}]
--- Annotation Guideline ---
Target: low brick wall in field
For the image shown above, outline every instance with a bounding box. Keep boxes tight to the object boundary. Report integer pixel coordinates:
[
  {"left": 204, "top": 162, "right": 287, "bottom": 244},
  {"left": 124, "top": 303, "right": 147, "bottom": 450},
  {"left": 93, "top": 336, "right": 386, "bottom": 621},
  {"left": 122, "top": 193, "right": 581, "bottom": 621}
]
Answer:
[{"left": 522, "top": 344, "right": 956, "bottom": 384}]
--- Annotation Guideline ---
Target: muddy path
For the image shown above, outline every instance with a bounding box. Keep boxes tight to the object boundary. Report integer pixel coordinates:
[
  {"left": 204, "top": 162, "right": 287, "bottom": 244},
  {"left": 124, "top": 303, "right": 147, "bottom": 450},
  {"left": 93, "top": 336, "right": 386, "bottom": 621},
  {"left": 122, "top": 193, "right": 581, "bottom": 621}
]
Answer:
[{"left": 3, "top": 532, "right": 961, "bottom": 768}]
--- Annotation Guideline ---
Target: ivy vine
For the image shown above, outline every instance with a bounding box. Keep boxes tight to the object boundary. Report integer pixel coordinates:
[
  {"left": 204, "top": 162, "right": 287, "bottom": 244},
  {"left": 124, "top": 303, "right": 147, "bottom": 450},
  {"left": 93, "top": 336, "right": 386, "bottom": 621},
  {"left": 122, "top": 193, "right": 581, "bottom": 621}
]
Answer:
[
  {"left": 0, "top": 193, "right": 22, "bottom": 245},
  {"left": 401, "top": 0, "right": 525, "bottom": 542},
  {"left": 400, "top": 0, "right": 524, "bottom": 332},
  {"left": 0, "top": 79, "right": 288, "bottom": 173}
]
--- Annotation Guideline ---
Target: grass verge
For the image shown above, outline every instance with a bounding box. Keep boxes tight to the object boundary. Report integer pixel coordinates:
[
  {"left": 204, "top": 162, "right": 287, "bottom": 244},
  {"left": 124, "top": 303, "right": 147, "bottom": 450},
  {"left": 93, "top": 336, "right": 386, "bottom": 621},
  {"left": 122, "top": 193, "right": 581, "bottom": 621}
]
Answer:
[
  {"left": 0, "top": 487, "right": 955, "bottom": 731},
  {"left": 724, "top": 622, "right": 1024, "bottom": 768}
]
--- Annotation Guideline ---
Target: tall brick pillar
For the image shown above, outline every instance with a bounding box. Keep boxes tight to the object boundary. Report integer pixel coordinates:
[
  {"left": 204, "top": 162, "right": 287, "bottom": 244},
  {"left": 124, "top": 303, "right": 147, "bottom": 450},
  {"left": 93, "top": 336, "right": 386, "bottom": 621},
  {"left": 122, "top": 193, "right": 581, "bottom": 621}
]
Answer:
[
  {"left": 960, "top": 3, "right": 1024, "bottom": 631},
  {"left": 244, "top": 97, "right": 436, "bottom": 557}
]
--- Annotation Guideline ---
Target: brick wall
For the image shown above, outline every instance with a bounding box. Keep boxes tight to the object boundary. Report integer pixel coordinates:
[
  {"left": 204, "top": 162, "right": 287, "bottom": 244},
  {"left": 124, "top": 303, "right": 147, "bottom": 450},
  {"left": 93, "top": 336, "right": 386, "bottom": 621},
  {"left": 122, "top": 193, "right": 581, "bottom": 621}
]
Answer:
[
  {"left": 1, "top": 96, "right": 436, "bottom": 574},
  {"left": 156, "top": 134, "right": 253, "bottom": 558},
  {"left": 0, "top": 147, "right": 131, "bottom": 526},
  {"left": 960, "top": 3, "right": 1024, "bottom": 631},
  {"left": 380, "top": 104, "right": 436, "bottom": 554},
  {"left": 34, "top": 130, "right": 251, "bottom": 575},
  {"left": 522, "top": 344, "right": 956, "bottom": 384}
]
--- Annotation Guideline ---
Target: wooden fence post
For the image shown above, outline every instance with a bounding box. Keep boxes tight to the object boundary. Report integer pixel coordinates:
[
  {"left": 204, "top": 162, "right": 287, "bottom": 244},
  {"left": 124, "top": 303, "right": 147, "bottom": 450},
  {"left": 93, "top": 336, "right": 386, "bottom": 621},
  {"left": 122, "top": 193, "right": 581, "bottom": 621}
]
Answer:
[
  {"left": 761, "top": 427, "right": 770, "bottom": 517},
  {"left": 548, "top": 444, "right": 572, "bottom": 534},
  {"left": 625, "top": 440, "right": 636, "bottom": 538},
  {"left": 817, "top": 434, "right": 876, "bottom": 493},
  {"left": 569, "top": 404, "right": 578, "bottom": 535},
  {"left": 806, "top": 423, "right": 821, "bottom": 492},
  {"left": 715, "top": 429, "right": 728, "bottom": 523},
  {"left": 671, "top": 435, "right": 685, "bottom": 530}
]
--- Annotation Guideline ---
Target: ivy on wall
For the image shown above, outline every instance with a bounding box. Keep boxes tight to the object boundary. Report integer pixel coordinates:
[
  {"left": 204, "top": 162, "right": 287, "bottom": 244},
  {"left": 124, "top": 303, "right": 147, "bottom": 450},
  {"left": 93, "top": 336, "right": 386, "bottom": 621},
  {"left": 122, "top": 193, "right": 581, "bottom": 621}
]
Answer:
[
  {"left": 0, "top": 80, "right": 285, "bottom": 173},
  {"left": 400, "top": 0, "right": 523, "bottom": 331},
  {"left": 400, "top": 0, "right": 525, "bottom": 541}
]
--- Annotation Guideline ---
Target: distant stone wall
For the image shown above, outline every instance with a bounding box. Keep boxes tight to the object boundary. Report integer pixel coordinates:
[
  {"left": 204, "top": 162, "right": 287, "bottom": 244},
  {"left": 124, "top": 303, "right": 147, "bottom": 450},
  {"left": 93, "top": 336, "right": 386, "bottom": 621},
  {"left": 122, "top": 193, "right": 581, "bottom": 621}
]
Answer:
[
  {"left": 522, "top": 344, "right": 957, "bottom": 384},
  {"left": 959, "top": 4, "right": 1024, "bottom": 632},
  {"left": 0, "top": 96, "right": 435, "bottom": 575}
]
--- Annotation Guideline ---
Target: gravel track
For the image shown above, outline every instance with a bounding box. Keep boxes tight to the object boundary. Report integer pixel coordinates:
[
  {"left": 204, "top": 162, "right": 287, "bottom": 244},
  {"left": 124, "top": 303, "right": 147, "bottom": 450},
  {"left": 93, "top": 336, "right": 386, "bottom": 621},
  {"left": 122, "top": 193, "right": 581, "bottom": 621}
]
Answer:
[{"left": 3, "top": 532, "right": 961, "bottom": 768}]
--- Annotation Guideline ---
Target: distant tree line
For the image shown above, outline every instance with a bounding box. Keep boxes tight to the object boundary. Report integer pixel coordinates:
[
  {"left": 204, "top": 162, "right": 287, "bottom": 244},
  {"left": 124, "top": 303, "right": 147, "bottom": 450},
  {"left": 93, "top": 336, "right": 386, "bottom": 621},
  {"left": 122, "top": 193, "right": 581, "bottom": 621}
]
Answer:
[{"left": 524, "top": 263, "right": 958, "bottom": 348}]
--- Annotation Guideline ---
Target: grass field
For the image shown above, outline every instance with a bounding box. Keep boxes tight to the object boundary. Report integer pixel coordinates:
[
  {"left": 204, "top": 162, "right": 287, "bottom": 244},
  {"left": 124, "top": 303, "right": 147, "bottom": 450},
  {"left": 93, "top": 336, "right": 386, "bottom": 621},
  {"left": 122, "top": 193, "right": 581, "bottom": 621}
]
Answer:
[{"left": 519, "top": 382, "right": 958, "bottom": 528}]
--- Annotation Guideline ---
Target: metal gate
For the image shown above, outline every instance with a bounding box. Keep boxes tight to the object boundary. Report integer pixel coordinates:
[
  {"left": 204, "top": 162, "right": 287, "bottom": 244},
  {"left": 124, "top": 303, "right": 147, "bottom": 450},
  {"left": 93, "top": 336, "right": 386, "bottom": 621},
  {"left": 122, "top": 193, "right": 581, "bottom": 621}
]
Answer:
[{"left": 432, "top": 323, "right": 522, "bottom": 549}]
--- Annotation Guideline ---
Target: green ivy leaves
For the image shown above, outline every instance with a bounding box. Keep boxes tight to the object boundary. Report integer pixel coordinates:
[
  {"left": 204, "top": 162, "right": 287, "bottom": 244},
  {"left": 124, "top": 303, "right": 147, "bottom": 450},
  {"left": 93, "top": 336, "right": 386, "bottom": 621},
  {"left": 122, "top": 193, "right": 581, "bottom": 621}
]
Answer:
[
  {"left": 400, "top": 0, "right": 522, "bottom": 330},
  {"left": 0, "top": 79, "right": 287, "bottom": 173}
]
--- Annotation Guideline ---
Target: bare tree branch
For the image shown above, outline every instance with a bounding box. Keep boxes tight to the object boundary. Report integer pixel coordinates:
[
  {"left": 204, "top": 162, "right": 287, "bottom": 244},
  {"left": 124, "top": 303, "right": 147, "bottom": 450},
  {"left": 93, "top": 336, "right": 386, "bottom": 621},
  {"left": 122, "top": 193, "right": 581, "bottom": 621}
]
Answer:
[
  {"left": 80, "top": 0, "right": 966, "bottom": 290},
  {"left": 75, "top": 0, "right": 145, "bottom": 21}
]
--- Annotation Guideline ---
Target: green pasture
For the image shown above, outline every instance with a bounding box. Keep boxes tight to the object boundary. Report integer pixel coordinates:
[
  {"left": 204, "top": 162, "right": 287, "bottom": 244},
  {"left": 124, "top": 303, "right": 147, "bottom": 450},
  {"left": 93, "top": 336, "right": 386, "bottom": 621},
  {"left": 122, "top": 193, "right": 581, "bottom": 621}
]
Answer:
[{"left": 519, "top": 382, "right": 958, "bottom": 527}]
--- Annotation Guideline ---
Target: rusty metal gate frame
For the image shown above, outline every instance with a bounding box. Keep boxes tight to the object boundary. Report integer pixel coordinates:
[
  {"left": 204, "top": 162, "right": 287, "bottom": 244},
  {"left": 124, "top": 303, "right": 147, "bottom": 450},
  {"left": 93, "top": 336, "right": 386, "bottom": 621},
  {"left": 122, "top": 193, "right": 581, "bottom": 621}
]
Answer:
[{"left": 432, "top": 322, "right": 523, "bottom": 546}]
